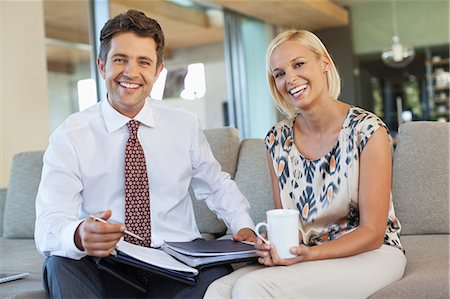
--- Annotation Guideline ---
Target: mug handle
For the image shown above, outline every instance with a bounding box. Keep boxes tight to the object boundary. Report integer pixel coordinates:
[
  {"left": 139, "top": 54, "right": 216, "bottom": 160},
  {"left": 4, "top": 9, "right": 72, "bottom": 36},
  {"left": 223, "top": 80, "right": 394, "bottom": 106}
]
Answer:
[{"left": 254, "top": 222, "right": 271, "bottom": 245}]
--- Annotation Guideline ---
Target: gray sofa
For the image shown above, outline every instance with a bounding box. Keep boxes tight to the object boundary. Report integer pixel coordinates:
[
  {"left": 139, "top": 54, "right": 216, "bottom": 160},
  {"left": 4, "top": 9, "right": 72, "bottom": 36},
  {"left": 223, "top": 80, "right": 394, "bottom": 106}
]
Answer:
[{"left": 0, "top": 121, "right": 449, "bottom": 298}]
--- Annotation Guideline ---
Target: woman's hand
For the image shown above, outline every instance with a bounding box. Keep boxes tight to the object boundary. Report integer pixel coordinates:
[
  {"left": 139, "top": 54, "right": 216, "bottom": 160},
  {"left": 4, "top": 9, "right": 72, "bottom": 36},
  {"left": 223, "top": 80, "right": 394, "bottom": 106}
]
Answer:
[
  {"left": 256, "top": 233, "right": 311, "bottom": 266},
  {"left": 255, "top": 233, "right": 275, "bottom": 265}
]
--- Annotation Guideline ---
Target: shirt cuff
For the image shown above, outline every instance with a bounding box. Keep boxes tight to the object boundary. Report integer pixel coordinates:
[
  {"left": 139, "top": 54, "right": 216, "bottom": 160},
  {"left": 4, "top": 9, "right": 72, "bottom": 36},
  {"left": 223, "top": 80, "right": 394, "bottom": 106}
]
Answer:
[
  {"left": 229, "top": 212, "right": 255, "bottom": 235},
  {"left": 61, "top": 219, "right": 87, "bottom": 260}
]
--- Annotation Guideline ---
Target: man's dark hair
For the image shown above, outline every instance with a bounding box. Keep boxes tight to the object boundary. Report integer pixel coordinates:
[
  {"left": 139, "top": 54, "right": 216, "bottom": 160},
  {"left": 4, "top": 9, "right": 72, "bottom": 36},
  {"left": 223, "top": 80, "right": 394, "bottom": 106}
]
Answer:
[{"left": 99, "top": 9, "right": 165, "bottom": 67}]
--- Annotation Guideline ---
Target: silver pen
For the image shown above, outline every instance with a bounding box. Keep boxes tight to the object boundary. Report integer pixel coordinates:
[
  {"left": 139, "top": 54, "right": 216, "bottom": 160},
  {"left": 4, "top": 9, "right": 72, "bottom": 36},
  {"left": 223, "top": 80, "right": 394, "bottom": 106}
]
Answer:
[{"left": 89, "top": 215, "right": 145, "bottom": 241}]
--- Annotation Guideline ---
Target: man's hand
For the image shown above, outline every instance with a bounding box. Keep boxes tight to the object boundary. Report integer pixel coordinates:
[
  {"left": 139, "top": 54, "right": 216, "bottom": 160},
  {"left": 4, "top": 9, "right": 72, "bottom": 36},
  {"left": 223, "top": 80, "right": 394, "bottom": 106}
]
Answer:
[
  {"left": 232, "top": 227, "right": 257, "bottom": 243},
  {"left": 75, "top": 210, "right": 125, "bottom": 257}
]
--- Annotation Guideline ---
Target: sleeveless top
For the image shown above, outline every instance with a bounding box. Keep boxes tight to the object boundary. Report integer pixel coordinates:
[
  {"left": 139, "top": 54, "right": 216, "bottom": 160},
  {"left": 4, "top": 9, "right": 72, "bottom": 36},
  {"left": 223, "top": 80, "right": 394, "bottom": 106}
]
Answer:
[{"left": 264, "top": 106, "right": 404, "bottom": 253}]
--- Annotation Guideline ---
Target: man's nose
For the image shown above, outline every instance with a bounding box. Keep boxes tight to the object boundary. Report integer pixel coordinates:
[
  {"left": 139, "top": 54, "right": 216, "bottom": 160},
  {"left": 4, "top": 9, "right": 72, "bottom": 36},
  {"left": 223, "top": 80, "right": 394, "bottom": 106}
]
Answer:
[{"left": 123, "top": 62, "right": 138, "bottom": 78}]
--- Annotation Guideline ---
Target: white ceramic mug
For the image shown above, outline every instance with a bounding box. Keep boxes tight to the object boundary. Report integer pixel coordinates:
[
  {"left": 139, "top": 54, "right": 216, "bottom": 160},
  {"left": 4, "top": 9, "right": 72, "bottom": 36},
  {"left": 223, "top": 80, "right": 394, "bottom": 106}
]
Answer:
[{"left": 254, "top": 209, "right": 299, "bottom": 259}]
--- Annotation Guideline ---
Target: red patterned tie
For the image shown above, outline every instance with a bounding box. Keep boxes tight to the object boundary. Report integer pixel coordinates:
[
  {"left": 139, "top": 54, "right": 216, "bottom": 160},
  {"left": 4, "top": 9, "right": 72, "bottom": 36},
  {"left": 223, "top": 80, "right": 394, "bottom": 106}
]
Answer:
[{"left": 124, "top": 120, "right": 151, "bottom": 247}]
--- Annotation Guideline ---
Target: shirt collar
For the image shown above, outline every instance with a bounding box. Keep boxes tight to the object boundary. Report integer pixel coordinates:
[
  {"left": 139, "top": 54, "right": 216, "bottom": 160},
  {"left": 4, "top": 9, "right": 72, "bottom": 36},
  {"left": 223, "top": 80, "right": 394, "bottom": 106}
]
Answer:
[{"left": 101, "top": 98, "right": 155, "bottom": 133}]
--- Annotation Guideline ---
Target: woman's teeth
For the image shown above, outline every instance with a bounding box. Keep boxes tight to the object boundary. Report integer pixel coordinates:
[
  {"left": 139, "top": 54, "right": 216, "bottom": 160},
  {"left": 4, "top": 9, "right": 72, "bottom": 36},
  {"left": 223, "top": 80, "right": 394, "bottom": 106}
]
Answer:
[{"left": 289, "top": 84, "right": 308, "bottom": 97}]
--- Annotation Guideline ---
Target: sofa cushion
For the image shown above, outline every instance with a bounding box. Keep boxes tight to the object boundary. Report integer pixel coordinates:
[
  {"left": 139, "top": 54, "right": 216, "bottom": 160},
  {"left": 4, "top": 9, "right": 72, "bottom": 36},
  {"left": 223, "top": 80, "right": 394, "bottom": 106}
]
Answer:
[
  {"left": 369, "top": 234, "right": 449, "bottom": 298},
  {"left": 392, "top": 122, "right": 449, "bottom": 235},
  {"left": 191, "top": 127, "right": 241, "bottom": 236},
  {"left": 0, "top": 238, "right": 47, "bottom": 298},
  {"left": 3, "top": 151, "right": 44, "bottom": 238},
  {"left": 234, "top": 139, "right": 273, "bottom": 227}
]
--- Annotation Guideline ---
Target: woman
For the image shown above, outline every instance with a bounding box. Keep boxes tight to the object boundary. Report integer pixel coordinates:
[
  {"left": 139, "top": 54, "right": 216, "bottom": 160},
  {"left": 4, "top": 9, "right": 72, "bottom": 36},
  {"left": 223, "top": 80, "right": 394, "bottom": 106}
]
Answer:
[{"left": 205, "top": 30, "right": 406, "bottom": 299}]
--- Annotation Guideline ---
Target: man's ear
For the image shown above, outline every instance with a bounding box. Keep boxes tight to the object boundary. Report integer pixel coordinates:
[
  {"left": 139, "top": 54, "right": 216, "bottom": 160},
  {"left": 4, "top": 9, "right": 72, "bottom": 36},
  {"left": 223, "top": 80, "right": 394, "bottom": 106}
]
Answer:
[
  {"left": 154, "top": 63, "right": 165, "bottom": 81},
  {"left": 97, "top": 57, "right": 106, "bottom": 79}
]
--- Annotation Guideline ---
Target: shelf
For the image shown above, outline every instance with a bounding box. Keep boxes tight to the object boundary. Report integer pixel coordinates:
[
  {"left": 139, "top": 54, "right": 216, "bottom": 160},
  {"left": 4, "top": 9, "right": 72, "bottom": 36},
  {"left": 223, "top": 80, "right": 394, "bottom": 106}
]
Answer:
[
  {"left": 433, "top": 97, "right": 450, "bottom": 105},
  {"left": 424, "top": 51, "right": 449, "bottom": 122},
  {"left": 434, "top": 86, "right": 450, "bottom": 91},
  {"left": 426, "top": 58, "right": 450, "bottom": 66},
  {"left": 430, "top": 110, "right": 450, "bottom": 118},
  {"left": 425, "top": 73, "right": 450, "bottom": 82}
]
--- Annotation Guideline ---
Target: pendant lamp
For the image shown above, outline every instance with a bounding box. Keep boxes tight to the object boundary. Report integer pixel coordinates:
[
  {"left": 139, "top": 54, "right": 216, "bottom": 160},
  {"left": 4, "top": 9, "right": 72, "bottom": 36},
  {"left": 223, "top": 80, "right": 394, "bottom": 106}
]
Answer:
[{"left": 381, "top": 0, "right": 415, "bottom": 68}]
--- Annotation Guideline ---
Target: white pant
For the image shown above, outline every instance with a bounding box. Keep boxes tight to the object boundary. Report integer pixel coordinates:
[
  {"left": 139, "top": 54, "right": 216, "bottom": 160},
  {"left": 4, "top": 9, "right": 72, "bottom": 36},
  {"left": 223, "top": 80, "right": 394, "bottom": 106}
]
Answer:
[{"left": 204, "top": 245, "right": 406, "bottom": 299}]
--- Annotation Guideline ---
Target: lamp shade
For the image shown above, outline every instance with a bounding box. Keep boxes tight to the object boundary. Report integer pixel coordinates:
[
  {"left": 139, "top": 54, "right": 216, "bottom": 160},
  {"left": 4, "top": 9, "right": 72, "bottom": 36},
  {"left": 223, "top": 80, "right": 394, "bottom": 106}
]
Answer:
[{"left": 381, "top": 36, "right": 415, "bottom": 68}]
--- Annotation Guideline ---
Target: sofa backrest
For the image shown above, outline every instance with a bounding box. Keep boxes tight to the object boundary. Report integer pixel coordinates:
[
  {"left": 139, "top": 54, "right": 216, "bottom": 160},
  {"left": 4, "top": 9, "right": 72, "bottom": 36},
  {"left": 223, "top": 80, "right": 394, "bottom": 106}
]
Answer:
[
  {"left": 192, "top": 127, "right": 241, "bottom": 236},
  {"left": 2, "top": 151, "right": 44, "bottom": 238},
  {"left": 392, "top": 121, "right": 449, "bottom": 235},
  {"left": 195, "top": 136, "right": 273, "bottom": 236},
  {"left": 203, "top": 127, "right": 240, "bottom": 178},
  {"left": 234, "top": 139, "right": 273, "bottom": 227},
  {"left": 193, "top": 131, "right": 273, "bottom": 236},
  {"left": 3, "top": 122, "right": 449, "bottom": 239}
]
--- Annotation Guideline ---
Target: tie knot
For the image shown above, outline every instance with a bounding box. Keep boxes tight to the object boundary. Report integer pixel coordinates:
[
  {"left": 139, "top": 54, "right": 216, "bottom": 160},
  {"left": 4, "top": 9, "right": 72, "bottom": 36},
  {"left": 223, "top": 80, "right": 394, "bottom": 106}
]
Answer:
[{"left": 127, "top": 120, "right": 140, "bottom": 140}]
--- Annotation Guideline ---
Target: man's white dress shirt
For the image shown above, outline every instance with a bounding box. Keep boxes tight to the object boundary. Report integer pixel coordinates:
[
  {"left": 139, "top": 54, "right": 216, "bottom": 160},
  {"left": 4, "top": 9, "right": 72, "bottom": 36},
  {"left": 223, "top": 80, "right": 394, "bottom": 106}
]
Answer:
[{"left": 35, "top": 99, "right": 254, "bottom": 260}]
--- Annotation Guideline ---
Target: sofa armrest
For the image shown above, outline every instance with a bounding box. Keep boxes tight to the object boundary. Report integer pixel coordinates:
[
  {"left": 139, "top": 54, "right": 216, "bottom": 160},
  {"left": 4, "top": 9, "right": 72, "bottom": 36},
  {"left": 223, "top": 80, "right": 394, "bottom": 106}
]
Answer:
[{"left": 0, "top": 188, "right": 7, "bottom": 236}]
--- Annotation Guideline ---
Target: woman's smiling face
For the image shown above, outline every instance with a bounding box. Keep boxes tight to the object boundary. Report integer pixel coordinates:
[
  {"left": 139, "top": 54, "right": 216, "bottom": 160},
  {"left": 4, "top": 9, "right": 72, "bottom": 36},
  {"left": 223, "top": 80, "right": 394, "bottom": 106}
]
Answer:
[{"left": 270, "top": 40, "right": 329, "bottom": 110}]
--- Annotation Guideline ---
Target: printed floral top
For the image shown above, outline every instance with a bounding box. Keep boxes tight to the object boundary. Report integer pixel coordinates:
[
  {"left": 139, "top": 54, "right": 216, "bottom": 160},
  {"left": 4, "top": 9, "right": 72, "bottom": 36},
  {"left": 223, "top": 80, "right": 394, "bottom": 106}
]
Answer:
[{"left": 264, "top": 106, "right": 404, "bottom": 253}]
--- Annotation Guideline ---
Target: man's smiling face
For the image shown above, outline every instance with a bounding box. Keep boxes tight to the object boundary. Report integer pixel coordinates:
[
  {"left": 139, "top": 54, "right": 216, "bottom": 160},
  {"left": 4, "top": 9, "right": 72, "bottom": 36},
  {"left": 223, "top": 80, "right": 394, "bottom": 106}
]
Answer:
[{"left": 97, "top": 31, "right": 163, "bottom": 118}]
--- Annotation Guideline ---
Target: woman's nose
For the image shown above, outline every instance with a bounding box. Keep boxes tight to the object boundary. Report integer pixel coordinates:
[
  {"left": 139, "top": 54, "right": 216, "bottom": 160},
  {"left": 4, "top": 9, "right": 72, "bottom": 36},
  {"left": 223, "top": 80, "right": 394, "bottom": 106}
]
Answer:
[{"left": 286, "top": 71, "right": 297, "bottom": 84}]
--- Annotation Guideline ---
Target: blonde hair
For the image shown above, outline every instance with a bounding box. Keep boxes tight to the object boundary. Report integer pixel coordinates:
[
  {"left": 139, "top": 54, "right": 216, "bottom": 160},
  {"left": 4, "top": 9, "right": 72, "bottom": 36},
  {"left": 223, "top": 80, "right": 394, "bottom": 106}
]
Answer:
[{"left": 266, "top": 30, "right": 341, "bottom": 118}]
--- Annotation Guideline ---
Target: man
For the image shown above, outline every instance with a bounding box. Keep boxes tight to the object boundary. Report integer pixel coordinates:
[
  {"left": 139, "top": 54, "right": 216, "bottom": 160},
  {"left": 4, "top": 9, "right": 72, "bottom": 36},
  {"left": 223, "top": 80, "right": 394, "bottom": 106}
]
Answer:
[{"left": 35, "top": 10, "right": 255, "bottom": 298}]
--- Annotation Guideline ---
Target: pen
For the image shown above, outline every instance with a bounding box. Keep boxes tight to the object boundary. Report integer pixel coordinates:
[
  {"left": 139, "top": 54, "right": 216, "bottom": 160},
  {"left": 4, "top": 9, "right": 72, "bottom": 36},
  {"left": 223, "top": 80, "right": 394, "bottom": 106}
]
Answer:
[
  {"left": 239, "top": 240, "right": 256, "bottom": 246},
  {"left": 230, "top": 238, "right": 255, "bottom": 246},
  {"left": 89, "top": 215, "right": 145, "bottom": 241}
]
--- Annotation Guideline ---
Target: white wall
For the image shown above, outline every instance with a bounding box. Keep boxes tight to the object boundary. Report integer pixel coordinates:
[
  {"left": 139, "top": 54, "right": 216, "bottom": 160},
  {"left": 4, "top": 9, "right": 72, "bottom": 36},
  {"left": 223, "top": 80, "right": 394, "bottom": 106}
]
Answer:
[{"left": 0, "top": 0, "right": 49, "bottom": 187}]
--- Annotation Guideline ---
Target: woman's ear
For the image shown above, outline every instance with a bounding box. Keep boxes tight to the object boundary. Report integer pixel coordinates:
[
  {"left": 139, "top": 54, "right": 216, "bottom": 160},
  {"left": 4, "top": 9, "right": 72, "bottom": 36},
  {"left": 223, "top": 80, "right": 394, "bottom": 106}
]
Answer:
[{"left": 322, "top": 56, "right": 330, "bottom": 73}]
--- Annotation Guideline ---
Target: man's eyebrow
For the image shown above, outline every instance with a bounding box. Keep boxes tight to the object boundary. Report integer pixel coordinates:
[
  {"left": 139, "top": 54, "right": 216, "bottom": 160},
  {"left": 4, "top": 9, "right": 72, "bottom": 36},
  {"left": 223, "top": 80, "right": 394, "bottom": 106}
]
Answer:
[
  {"left": 137, "top": 56, "right": 153, "bottom": 62},
  {"left": 111, "top": 53, "right": 127, "bottom": 58}
]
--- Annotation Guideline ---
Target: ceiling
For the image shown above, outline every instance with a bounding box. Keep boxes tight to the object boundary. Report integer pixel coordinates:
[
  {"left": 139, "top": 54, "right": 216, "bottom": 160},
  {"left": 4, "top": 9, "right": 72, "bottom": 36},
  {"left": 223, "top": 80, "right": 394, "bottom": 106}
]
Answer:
[
  {"left": 43, "top": 0, "right": 350, "bottom": 72},
  {"left": 201, "top": 0, "right": 348, "bottom": 31}
]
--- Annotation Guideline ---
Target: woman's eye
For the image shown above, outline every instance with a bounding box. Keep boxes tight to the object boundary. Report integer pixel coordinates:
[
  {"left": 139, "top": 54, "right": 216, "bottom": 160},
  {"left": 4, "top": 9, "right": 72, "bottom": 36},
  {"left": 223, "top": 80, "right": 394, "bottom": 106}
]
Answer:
[
  {"left": 294, "top": 62, "right": 304, "bottom": 69},
  {"left": 274, "top": 72, "right": 285, "bottom": 79}
]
